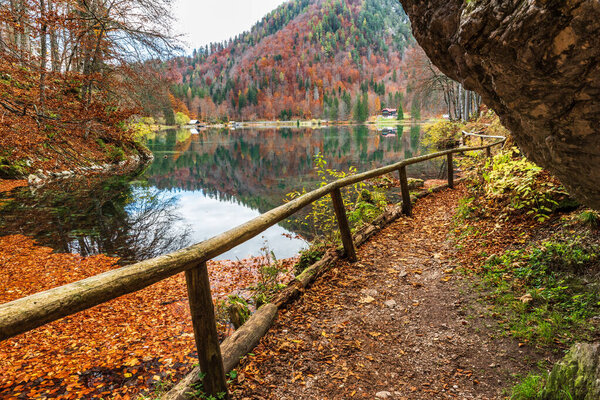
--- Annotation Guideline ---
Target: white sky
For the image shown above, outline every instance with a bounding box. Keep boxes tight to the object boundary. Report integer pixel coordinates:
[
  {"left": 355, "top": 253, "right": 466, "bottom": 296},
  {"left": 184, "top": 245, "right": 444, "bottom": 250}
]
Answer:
[
  {"left": 174, "top": 190, "right": 306, "bottom": 260},
  {"left": 173, "top": 0, "right": 289, "bottom": 51}
]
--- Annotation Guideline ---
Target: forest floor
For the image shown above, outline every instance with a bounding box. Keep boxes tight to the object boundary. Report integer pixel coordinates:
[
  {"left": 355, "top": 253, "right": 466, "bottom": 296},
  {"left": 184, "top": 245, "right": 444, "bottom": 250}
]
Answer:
[
  {"left": 1, "top": 179, "right": 597, "bottom": 399},
  {"left": 228, "top": 185, "right": 568, "bottom": 400}
]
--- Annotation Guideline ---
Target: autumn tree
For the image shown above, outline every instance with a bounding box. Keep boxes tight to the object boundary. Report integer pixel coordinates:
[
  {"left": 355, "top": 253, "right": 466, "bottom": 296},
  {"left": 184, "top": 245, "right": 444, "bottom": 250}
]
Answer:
[{"left": 0, "top": 0, "right": 179, "bottom": 152}]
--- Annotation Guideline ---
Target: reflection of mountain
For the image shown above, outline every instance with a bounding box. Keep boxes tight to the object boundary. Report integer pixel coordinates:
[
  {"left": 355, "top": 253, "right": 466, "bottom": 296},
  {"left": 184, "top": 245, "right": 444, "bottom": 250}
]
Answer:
[
  {"left": 0, "top": 174, "right": 191, "bottom": 264},
  {"left": 144, "top": 126, "right": 441, "bottom": 214}
]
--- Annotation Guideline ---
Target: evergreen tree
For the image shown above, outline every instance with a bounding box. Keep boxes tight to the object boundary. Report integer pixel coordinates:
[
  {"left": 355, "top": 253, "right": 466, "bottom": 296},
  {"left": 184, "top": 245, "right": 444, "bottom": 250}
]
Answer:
[
  {"left": 410, "top": 98, "right": 421, "bottom": 121},
  {"left": 397, "top": 102, "right": 404, "bottom": 120}
]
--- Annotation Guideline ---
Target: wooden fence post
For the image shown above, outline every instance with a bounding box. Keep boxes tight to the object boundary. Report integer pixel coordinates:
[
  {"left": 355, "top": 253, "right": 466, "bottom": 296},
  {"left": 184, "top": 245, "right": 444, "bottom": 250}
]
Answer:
[
  {"left": 185, "top": 262, "right": 229, "bottom": 399},
  {"left": 330, "top": 188, "right": 357, "bottom": 262},
  {"left": 486, "top": 146, "right": 492, "bottom": 158},
  {"left": 398, "top": 166, "right": 412, "bottom": 216},
  {"left": 447, "top": 153, "right": 454, "bottom": 189}
]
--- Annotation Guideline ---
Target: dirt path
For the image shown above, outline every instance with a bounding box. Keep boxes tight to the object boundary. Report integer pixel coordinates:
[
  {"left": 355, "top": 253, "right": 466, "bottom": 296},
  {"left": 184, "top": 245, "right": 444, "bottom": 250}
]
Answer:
[{"left": 231, "top": 185, "right": 540, "bottom": 400}]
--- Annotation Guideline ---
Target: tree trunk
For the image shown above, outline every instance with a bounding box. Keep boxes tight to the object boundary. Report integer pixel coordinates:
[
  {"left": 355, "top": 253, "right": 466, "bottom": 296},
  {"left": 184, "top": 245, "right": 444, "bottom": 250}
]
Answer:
[
  {"left": 48, "top": 0, "right": 60, "bottom": 72},
  {"left": 39, "top": 0, "right": 47, "bottom": 111}
]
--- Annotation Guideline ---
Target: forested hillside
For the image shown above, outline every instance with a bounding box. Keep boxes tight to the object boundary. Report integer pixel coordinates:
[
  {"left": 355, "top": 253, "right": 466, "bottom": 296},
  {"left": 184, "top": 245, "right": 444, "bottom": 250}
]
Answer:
[
  {"left": 0, "top": 0, "right": 176, "bottom": 175},
  {"left": 168, "top": 0, "right": 433, "bottom": 122}
]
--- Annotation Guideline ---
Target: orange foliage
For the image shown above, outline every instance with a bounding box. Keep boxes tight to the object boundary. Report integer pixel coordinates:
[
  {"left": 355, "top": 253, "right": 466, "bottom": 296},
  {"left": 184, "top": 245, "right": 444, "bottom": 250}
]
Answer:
[
  {"left": 0, "top": 235, "right": 296, "bottom": 399},
  {"left": 169, "top": 93, "right": 190, "bottom": 117},
  {"left": 0, "top": 179, "right": 27, "bottom": 193}
]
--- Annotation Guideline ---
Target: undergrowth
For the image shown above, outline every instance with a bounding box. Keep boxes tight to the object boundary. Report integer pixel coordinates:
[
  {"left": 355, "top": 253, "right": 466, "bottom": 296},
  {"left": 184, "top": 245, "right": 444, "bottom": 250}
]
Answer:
[
  {"left": 463, "top": 147, "right": 571, "bottom": 223},
  {"left": 453, "top": 142, "right": 598, "bottom": 398},
  {"left": 287, "top": 152, "right": 388, "bottom": 245},
  {"left": 422, "top": 120, "right": 463, "bottom": 149},
  {"left": 508, "top": 372, "right": 546, "bottom": 400},
  {"left": 480, "top": 237, "right": 600, "bottom": 347}
]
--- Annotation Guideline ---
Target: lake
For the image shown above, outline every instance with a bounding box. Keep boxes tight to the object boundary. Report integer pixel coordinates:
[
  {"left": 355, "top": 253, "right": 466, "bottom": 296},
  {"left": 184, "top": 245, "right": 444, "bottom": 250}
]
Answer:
[{"left": 0, "top": 124, "right": 444, "bottom": 263}]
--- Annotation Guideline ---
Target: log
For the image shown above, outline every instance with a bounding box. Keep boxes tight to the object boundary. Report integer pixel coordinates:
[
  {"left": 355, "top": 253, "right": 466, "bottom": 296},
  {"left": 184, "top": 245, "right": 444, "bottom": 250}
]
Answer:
[
  {"left": 163, "top": 304, "right": 278, "bottom": 400},
  {"left": 185, "top": 262, "right": 228, "bottom": 398}
]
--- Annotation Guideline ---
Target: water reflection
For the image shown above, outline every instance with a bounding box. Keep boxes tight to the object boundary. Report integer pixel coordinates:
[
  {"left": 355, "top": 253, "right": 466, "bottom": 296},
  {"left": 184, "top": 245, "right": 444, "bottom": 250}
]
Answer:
[
  {"left": 0, "top": 176, "right": 191, "bottom": 264},
  {"left": 144, "top": 125, "right": 441, "bottom": 214},
  {"left": 0, "top": 124, "right": 442, "bottom": 262}
]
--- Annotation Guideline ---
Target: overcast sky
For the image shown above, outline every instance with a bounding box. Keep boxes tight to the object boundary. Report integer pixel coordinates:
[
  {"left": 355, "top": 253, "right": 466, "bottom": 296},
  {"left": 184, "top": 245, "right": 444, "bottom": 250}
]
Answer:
[{"left": 173, "top": 0, "right": 289, "bottom": 52}]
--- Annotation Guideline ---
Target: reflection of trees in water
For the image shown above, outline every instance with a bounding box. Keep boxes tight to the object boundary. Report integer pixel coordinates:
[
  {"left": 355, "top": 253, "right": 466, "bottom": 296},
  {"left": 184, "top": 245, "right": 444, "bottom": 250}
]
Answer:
[
  {"left": 143, "top": 126, "right": 440, "bottom": 214},
  {"left": 0, "top": 176, "right": 190, "bottom": 264},
  {"left": 141, "top": 125, "right": 443, "bottom": 239}
]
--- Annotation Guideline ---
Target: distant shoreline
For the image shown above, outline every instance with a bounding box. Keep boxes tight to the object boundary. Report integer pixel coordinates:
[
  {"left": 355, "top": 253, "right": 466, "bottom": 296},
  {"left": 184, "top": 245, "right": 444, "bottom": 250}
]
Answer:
[{"left": 180, "top": 117, "right": 420, "bottom": 130}]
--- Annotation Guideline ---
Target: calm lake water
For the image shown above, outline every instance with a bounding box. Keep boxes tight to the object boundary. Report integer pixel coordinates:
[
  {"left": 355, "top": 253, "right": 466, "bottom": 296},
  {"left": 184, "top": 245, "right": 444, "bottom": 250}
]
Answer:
[{"left": 0, "top": 125, "right": 444, "bottom": 263}]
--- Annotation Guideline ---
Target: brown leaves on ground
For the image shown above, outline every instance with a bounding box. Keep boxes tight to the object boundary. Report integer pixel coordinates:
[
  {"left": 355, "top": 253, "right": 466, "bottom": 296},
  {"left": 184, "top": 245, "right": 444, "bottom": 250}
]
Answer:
[
  {"left": 229, "top": 184, "right": 542, "bottom": 400},
  {"left": 0, "top": 179, "right": 27, "bottom": 193},
  {"left": 0, "top": 234, "right": 293, "bottom": 399}
]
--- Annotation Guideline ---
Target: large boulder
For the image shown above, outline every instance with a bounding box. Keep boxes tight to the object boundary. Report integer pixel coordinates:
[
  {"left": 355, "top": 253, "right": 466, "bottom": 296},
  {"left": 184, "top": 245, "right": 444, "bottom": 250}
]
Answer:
[
  {"left": 399, "top": 0, "right": 600, "bottom": 210},
  {"left": 541, "top": 342, "right": 600, "bottom": 400}
]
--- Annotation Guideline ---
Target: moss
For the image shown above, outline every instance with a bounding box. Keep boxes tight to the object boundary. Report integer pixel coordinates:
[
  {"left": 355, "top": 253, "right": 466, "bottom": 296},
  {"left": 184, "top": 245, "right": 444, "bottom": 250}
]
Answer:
[
  {"left": 541, "top": 343, "right": 600, "bottom": 400},
  {"left": 0, "top": 156, "right": 28, "bottom": 178}
]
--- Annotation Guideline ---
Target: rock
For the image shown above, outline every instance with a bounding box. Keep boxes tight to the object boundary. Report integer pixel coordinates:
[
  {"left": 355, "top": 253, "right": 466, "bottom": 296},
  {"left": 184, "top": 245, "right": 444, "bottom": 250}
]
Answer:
[
  {"left": 375, "top": 391, "right": 392, "bottom": 399},
  {"left": 407, "top": 178, "right": 424, "bottom": 190},
  {"left": 359, "top": 295, "right": 376, "bottom": 304},
  {"left": 384, "top": 300, "right": 397, "bottom": 308},
  {"left": 27, "top": 174, "right": 42, "bottom": 185},
  {"left": 361, "top": 288, "right": 379, "bottom": 297},
  {"left": 541, "top": 342, "right": 600, "bottom": 400},
  {"left": 399, "top": 0, "right": 600, "bottom": 210}
]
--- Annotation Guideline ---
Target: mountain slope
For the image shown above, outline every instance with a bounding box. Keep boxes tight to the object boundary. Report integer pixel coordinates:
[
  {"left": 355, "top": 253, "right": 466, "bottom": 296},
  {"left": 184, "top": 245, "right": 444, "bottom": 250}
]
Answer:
[{"left": 168, "top": 0, "right": 418, "bottom": 121}]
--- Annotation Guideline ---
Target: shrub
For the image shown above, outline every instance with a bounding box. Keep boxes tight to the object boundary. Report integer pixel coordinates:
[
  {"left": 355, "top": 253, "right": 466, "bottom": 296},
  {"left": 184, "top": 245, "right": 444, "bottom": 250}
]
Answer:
[
  {"left": 578, "top": 210, "right": 600, "bottom": 229},
  {"left": 251, "top": 248, "right": 288, "bottom": 307},
  {"left": 128, "top": 116, "right": 155, "bottom": 139},
  {"left": 286, "top": 153, "right": 387, "bottom": 244},
  {"left": 423, "top": 120, "right": 463, "bottom": 149},
  {"left": 106, "top": 144, "right": 126, "bottom": 163},
  {"left": 294, "top": 244, "right": 326, "bottom": 275},
  {"left": 174, "top": 111, "right": 189, "bottom": 126},
  {"left": 481, "top": 148, "right": 567, "bottom": 222}
]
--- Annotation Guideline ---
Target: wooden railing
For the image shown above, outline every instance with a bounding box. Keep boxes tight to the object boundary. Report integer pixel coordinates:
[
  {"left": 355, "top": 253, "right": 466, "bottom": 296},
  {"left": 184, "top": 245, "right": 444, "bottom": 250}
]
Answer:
[{"left": 0, "top": 133, "right": 505, "bottom": 398}]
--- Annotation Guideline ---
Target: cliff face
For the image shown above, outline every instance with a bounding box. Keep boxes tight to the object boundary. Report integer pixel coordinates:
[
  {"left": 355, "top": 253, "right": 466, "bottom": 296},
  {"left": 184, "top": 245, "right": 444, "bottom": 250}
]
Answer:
[{"left": 400, "top": 0, "right": 600, "bottom": 209}]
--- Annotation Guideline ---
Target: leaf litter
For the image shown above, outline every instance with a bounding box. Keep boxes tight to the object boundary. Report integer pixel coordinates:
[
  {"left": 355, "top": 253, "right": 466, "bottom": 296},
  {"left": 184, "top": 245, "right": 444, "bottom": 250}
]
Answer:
[
  {"left": 229, "top": 184, "right": 545, "bottom": 400},
  {"left": 0, "top": 233, "right": 296, "bottom": 399}
]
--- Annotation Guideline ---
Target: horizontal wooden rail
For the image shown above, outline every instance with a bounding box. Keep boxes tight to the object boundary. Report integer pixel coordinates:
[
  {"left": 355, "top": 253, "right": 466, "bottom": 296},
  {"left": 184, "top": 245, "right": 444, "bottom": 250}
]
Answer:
[
  {"left": 0, "top": 137, "right": 505, "bottom": 342},
  {"left": 462, "top": 130, "right": 505, "bottom": 140}
]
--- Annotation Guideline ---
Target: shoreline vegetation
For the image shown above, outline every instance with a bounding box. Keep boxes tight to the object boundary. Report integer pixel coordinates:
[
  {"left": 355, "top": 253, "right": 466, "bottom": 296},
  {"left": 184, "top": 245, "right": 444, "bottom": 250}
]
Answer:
[{"left": 139, "top": 115, "right": 418, "bottom": 131}]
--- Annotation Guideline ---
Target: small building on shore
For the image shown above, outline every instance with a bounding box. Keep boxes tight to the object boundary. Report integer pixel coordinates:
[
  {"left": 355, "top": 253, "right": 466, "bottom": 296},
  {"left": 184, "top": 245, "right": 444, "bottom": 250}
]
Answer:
[{"left": 381, "top": 108, "right": 398, "bottom": 118}]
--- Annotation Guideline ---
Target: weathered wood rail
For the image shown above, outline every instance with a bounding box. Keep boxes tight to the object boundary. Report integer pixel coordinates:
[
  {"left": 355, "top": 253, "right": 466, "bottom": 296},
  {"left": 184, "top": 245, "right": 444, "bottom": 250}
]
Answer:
[{"left": 0, "top": 133, "right": 505, "bottom": 399}]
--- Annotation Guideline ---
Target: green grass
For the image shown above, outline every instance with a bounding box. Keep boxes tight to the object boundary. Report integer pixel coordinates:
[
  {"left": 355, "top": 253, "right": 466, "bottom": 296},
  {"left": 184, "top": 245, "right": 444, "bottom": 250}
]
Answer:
[
  {"left": 509, "top": 372, "right": 545, "bottom": 400},
  {"left": 478, "top": 238, "right": 599, "bottom": 347},
  {"left": 578, "top": 210, "right": 600, "bottom": 229}
]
